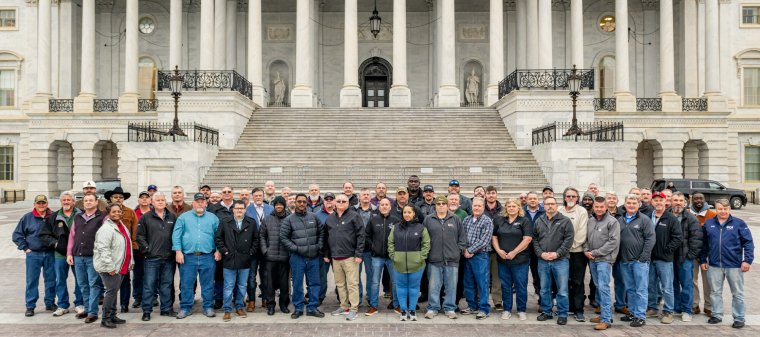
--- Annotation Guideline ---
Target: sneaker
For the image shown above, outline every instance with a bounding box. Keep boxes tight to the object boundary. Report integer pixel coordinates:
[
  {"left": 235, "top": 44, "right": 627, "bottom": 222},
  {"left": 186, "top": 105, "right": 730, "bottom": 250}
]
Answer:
[
  {"left": 291, "top": 311, "right": 303, "bottom": 319},
  {"left": 141, "top": 313, "right": 150, "bottom": 321},
  {"left": 409, "top": 311, "right": 417, "bottom": 321},
  {"left": 160, "top": 311, "right": 178, "bottom": 317},
  {"left": 203, "top": 308, "right": 216, "bottom": 317},
  {"left": 501, "top": 312, "right": 511, "bottom": 320},
  {"left": 630, "top": 317, "right": 646, "bottom": 327},
  {"left": 425, "top": 310, "right": 437, "bottom": 319},
  {"left": 536, "top": 313, "right": 553, "bottom": 321},
  {"left": 400, "top": 311, "right": 407, "bottom": 321},
  {"left": 445, "top": 311, "right": 458, "bottom": 319},
  {"left": 557, "top": 317, "right": 567, "bottom": 325},
  {"left": 74, "top": 306, "right": 86, "bottom": 315},
  {"left": 475, "top": 311, "right": 489, "bottom": 320},
  {"left": 346, "top": 310, "right": 358, "bottom": 321},
  {"left": 306, "top": 309, "right": 325, "bottom": 318},
  {"left": 460, "top": 308, "right": 475, "bottom": 315},
  {"left": 707, "top": 316, "right": 722, "bottom": 324},
  {"left": 387, "top": 302, "right": 395, "bottom": 310},
  {"left": 45, "top": 304, "right": 58, "bottom": 311},
  {"left": 733, "top": 321, "right": 745, "bottom": 329},
  {"left": 132, "top": 300, "right": 141, "bottom": 308},
  {"left": 52, "top": 308, "right": 69, "bottom": 316},
  {"left": 661, "top": 313, "right": 673, "bottom": 324},
  {"left": 594, "top": 322, "right": 611, "bottom": 330},
  {"left": 682, "top": 313, "right": 692, "bottom": 322},
  {"left": 494, "top": 303, "right": 504, "bottom": 311},
  {"left": 517, "top": 312, "right": 527, "bottom": 321},
  {"left": 365, "top": 307, "right": 378, "bottom": 316},
  {"left": 646, "top": 309, "right": 659, "bottom": 318},
  {"left": 574, "top": 312, "right": 585, "bottom": 322},
  {"left": 620, "top": 315, "right": 633, "bottom": 322},
  {"left": 332, "top": 308, "right": 349, "bottom": 316}
]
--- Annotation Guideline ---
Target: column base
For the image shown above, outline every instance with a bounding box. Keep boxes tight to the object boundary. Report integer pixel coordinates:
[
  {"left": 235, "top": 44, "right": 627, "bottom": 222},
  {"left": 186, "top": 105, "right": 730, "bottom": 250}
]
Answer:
[
  {"left": 339, "top": 85, "right": 362, "bottom": 107},
  {"left": 118, "top": 93, "right": 139, "bottom": 113},
  {"left": 30, "top": 94, "right": 52, "bottom": 113},
  {"left": 437, "top": 85, "right": 461, "bottom": 107},
  {"left": 659, "top": 93, "right": 681, "bottom": 112},
  {"left": 486, "top": 84, "right": 499, "bottom": 106},
  {"left": 706, "top": 93, "right": 727, "bottom": 112},
  {"left": 389, "top": 85, "right": 411, "bottom": 107},
  {"left": 74, "top": 94, "right": 95, "bottom": 113},
  {"left": 290, "top": 86, "right": 314, "bottom": 108},
  {"left": 251, "top": 85, "right": 267, "bottom": 108},
  {"left": 614, "top": 92, "right": 636, "bottom": 112}
]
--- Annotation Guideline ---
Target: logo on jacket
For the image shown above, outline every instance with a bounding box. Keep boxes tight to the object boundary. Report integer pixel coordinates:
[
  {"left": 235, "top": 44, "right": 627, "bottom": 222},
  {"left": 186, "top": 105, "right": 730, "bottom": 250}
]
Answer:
[{"left": 414, "top": 232, "right": 419, "bottom": 236}]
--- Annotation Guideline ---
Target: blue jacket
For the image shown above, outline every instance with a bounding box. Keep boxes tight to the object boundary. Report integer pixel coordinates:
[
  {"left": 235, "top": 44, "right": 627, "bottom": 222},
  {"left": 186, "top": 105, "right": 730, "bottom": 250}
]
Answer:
[
  {"left": 13, "top": 209, "right": 53, "bottom": 252},
  {"left": 700, "top": 215, "right": 754, "bottom": 268},
  {"left": 245, "top": 203, "right": 274, "bottom": 229}
]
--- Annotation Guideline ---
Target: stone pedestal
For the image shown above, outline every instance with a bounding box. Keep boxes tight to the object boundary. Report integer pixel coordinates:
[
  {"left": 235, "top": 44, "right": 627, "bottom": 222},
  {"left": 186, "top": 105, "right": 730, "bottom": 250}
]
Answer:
[
  {"left": 614, "top": 93, "right": 636, "bottom": 112},
  {"left": 74, "top": 94, "right": 95, "bottom": 113},
  {"left": 251, "top": 86, "right": 267, "bottom": 108},
  {"left": 30, "top": 95, "right": 51, "bottom": 113},
  {"left": 290, "top": 87, "right": 314, "bottom": 108},
  {"left": 486, "top": 85, "right": 499, "bottom": 107},
  {"left": 660, "top": 94, "right": 682, "bottom": 112},
  {"left": 340, "top": 85, "right": 362, "bottom": 107},
  {"left": 118, "top": 94, "right": 139, "bottom": 113},
  {"left": 390, "top": 85, "right": 412, "bottom": 107},
  {"left": 437, "top": 86, "right": 461, "bottom": 107},
  {"left": 707, "top": 94, "right": 728, "bottom": 112}
]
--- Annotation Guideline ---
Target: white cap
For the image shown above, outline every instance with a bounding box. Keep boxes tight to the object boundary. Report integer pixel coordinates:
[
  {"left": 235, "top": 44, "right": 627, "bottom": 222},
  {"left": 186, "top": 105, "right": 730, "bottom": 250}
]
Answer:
[{"left": 82, "top": 180, "right": 96, "bottom": 188}]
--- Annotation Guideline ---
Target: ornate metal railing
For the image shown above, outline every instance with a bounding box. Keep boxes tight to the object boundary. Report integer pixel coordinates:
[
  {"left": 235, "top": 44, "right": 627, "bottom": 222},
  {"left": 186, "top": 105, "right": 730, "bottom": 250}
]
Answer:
[
  {"left": 636, "top": 98, "right": 662, "bottom": 111},
  {"left": 138, "top": 99, "right": 158, "bottom": 112},
  {"left": 682, "top": 97, "right": 707, "bottom": 112},
  {"left": 49, "top": 99, "right": 74, "bottom": 112},
  {"left": 127, "top": 122, "right": 219, "bottom": 146},
  {"left": 498, "top": 68, "right": 595, "bottom": 99},
  {"left": 461, "top": 102, "right": 484, "bottom": 107},
  {"left": 93, "top": 99, "right": 118, "bottom": 112},
  {"left": 532, "top": 121, "right": 624, "bottom": 146},
  {"left": 267, "top": 102, "right": 291, "bottom": 107},
  {"left": 157, "top": 70, "right": 253, "bottom": 100},
  {"left": 593, "top": 98, "right": 617, "bottom": 111}
]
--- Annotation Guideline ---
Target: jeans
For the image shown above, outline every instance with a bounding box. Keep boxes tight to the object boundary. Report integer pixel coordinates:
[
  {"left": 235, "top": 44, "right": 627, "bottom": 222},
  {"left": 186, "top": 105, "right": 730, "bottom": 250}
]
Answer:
[
  {"left": 142, "top": 257, "right": 175, "bottom": 314},
  {"left": 589, "top": 261, "right": 613, "bottom": 323},
  {"left": 223, "top": 268, "right": 250, "bottom": 312},
  {"left": 74, "top": 256, "right": 103, "bottom": 316},
  {"left": 568, "top": 252, "right": 588, "bottom": 313},
  {"left": 673, "top": 258, "right": 694, "bottom": 314},
  {"left": 647, "top": 260, "right": 675, "bottom": 313},
  {"left": 99, "top": 272, "right": 123, "bottom": 319},
  {"left": 463, "top": 252, "right": 491, "bottom": 314},
  {"left": 707, "top": 267, "right": 745, "bottom": 322},
  {"left": 24, "top": 251, "right": 56, "bottom": 310},
  {"left": 247, "top": 257, "right": 267, "bottom": 302},
  {"left": 358, "top": 251, "right": 373, "bottom": 304},
  {"left": 178, "top": 253, "right": 216, "bottom": 313},
  {"left": 620, "top": 261, "right": 649, "bottom": 319},
  {"left": 318, "top": 259, "right": 331, "bottom": 301},
  {"left": 395, "top": 269, "right": 424, "bottom": 312},
  {"left": 54, "top": 257, "right": 83, "bottom": 309},
  {"left": 290, "top": 254, "right": 322, "bottom": 312},
  {"left": 426, "top": 264, "right": 458, "bottom": 312},
  {"left": 369, "top": 257, "right": 398, "bottom": 309},
  {"left": 132, "top": 253, "right": 144, "bottom": 303},
  {"left": 538, "top": 259, "right": 569, "bottom": 317},
  {"left": 497, "top": 262, "right": 529, "bottom": 313},
  {"left": 612, "top": 259, "right": 627, "bottom": 309}
]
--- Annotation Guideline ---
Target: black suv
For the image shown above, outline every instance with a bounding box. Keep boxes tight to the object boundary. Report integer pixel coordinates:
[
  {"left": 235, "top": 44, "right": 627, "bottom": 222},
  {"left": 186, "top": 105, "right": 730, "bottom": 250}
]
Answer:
[{"left": 651, "top": 178, "right": 747, "bottom": 210}]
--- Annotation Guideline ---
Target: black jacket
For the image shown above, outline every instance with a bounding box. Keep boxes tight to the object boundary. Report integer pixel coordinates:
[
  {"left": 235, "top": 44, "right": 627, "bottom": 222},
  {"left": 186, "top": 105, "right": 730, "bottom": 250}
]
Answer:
[
  {"left": 415, "top": 200, "right": 436, "bottom": 218},
  {"left": 618, "top": 212, "right": 656, "bottom": 262},
  {"left": 366, "top": 212, "right": 400, "bottom": 258},
  {"left": 208, "top": 201, "right": 234, "bottom": 221},
  {"left": 260, "top": 211, "right": 290, "bottom": 262},
  {"left": 40, "top": 208, "right": 81, "bottom": 256},
  {"left": 673, "top": 210, "right": 703, "bottom": 262},
  {"left": 136, "top": 209, "right": 177, "bottom": 259},
  {"left": 532, "top": 212, "right": 575, "bottom": 260},
  {"left": 391, "top": 203, "right": 424, "bottom": 224},
  {"left": 650, "top": 210, "right": 683, "bottom": 262},
  {"left": 422, "top": 211, "right": 467, "bottom": 266},
  {"left": 215, "top": 216, "right": 259, "bottom": 269},
  {"left": 484, "top": 201, "right": 503, "bottom": 220},
  {"left": 324, "top": 207, "right": 365, "bottom": 259},
  {"left": 279, "top": 210, "right": 324, "bottom": 258}
]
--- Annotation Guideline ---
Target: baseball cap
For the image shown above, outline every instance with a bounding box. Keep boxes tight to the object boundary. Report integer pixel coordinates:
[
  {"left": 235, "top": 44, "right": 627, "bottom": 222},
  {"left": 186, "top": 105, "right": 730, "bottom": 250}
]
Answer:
[
  {"left": 82, "top": 181, "right": 96, "bottom": 189},
  {"left": 147, "top": 184, "right": 157, "bottom": 191},
  {"left": 199, "top": 184, "right": 211, "bottom": 190},
  {"left": 138, "top": 191, "right": 150, "bottom": 198},
  {"left": 423, "top": 185, "right": 435, "bottom": 192},
  {"left": 193, "top": 193, "right": 206, "bottom": 201},
  {"left": 651, "top": 191, "right": 666, "bottom": 199},
  {"left": 434, "top": 195, "right": 447, "bottom": 204},
  {"left": 324, "top": 192, "right": 336, "bottom": 200},
  {"left": 34, "top": 195, "right": 48, "bottom": 203},
  {"left": 448, "top": 180, "right": 460, "bottom": 186},
  {"left": 396, "top": 186, "right": 408, "bottom": 194},
  {"left": 542, "top": 185, "right": 554, "bottom": 193}
]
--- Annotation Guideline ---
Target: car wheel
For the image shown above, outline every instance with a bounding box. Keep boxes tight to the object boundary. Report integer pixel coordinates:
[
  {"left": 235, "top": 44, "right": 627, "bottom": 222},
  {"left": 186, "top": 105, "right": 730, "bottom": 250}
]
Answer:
[{"left": 730, "top": 196, "right": 743, "bottom": 210}]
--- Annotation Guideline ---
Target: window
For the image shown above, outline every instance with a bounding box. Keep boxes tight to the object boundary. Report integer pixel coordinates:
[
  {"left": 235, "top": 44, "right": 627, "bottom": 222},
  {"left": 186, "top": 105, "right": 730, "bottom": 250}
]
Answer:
[
  {"left": 599, "top": 15, "right": 615, "bottom": 33},
  {"left": 0, "top": 9, "right": 16, "bottom": 29},
  {"left": 746, "top": 146, "right": 760, "bottom": 181},
  {"left": 0, "top": 146, "right": 12, "bottom": 181},
  {"left": 138, "top": 17, "right": 155, "bottom": 34},
  {"left": 745, "top": 68, "right": 760, "bottom": 106},
  {"left": 692, "top": 181, "right": 709, "bottom": 189},
  {"left": 673, "top": 181, "right": 690, "bottom": 189},
  {"left": 743, "top": 6, "right": 760, "bottom": 26},
  {"left": 0, "top": 69, "right": 14, "bottom": 107},
  {"left": 708, "top": 182, "right": 723, "bottom": 190}
]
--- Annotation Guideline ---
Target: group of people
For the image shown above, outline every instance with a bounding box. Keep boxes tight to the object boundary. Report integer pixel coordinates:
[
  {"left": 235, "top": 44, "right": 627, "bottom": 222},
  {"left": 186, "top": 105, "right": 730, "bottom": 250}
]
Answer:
[{"left": 12, "top": 177, "right": 754, "bottom": 331}]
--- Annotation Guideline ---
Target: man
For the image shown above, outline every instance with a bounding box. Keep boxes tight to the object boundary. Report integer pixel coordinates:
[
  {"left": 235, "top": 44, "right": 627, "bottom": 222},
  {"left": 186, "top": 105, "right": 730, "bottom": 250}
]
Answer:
[
  {"left": 130, "top": 191, "right": 153, "bottom": 310},
  {"left": 700, "top": 198, "right": 754, "bottom": 329},
  {"left": 587, "top": 183, "right": 600, "bottom": 197},
  {"left": 606, "top": 191, "right": 628, "bottom": 316},
  {"left": 523, "top": 191, "right": 545, "bottom": 301},
  {"left": 168, "top": 186, "right": 192, "bottom": 217},
  {"left": 215, "top": 200, "right": 258, "bottom": 322},
  {"left": 407, "top": 175, "right": 423, "bottom": 206},
  {"left": 584, "top": 196, "right": 620, "bottom": 330},
  {"left": 74, "top": 180, "right": 107, "bottom": 212},
  {"left": 460, "top": 198, "right": 494, "bottom": 319},
  {"left": 67, "top": 194, "right": 107, "bottom": 323},
  {"left": 280, "top": 193, "right": 326, "bottom": 319},
  {"left": 557, "top": 187, "right": 589, "bottom": 322},
  {"left": 40, "top": 191, "right": 84, "bottom": 317},
  {"left": 147, "top": 185, "right": 158, "bottom": 197},
  {"left": 472, "top": 186, "right": 486, "bottom": 200},
  {"left": 646, "top": 192, "right": 682, "bottom": 324},
  {"left": 671, "top": 192, "right": 703, "bottom": 322},
  {"left": 208, "top": 186, "right": 235, "bottom": 220},
  {"left": 281, "top": 187, "right": 292, "bottom": 199},
  {"left": 448, "top": 180, "right": 472, "bottom": 215},
  {"left": 105, "top": 187, "right": 138, "bottom": 313},
  {"left": 483, "top": 186, "right": 503, "bottom": 311},
  {"left": 581, "top": 193, "right": 594, "bottom": 216},
  {"left": 244, "top": 187, "right": 272, "bottom": 312},
  {"left": 618, "top": 194, "right": 655, "bottom": 328},
  {"left": 324, "top": 194, "right": 365, "bottom": 321},
  {"left": 424, "top": 195, "right": 467, "bottom": 319},
  {"left": 542, "top": 186, "right": 555, "bottom": 201},
  {"left": 447, "top": 193, "right": 468, "bottom": 220},
  {"left": 690, "top": 192, "right": 716, "bottom": 315},
  {"left": 263, "top": 181, "right": 277, "bottom": 204},
  {"left": 208, "top": 192, "right": 222, "bottom": 205},
  {"left": 314, "top": 192, "right": 336, "bottom": 304},
  {"left": 199, "top": 184, "right": 212, "bottom": 199},
  {"left": 365, "top": 198, "right": 400, "bottom": 315},
  {"left": 136, "top": 192, "right": 177, "bottom": 321},
  {"left": 416, "top": 185, "right": 436, "bottom": 218},
  {"left": 342, "top": 182, "right": 359, "bottom": 206},
  {"left": 518, "top": 193, "right": 528, "bottom": 208},
  {"left": 447, "top": 193, "right": 468, "bottom": 308},
  {"left": 287, "top": 194, "right": 297, "bottom": 213},
  {"left": 662, "top": 189, "right": 673, "bottom": 208},
  {"left": 392, "top": 187, "right": 424, "bottom": 223},
  {"left": 533, "top": 196, "right": 574, "bottom": 325},
  {"left": 639, "top": 188, "right": 654, "bottom": 215},
  {"left": 13, "top": 194, "right": 56, "bottom": 317},
  {"left": 172, "top": 193, "right": 222, "bottom": 319},
  {"left": 259, "top": 196, "right": 291, "bottom": 315},
  {"left": 354, "top": 188, "right": 377, "bottom": 306},
  {"left": 307, "top": 184, "right": 324, "bottom": 212},
  {"left": 238, "top": 189, "right": 251, "bottom": 207},
  {"left": 371, "top": 182, "right": 394, "bottom": 207}
]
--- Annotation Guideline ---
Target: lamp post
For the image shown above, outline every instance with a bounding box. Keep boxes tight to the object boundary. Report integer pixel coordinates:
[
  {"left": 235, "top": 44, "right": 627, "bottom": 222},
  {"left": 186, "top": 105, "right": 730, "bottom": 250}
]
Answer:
[
  {"left": 564, "top": 64, "right": 583, "bottom": 137},
  {"left": 167, "top": 65, "right": 186, "bottom": 139},
  {"left": 369, "top": 0, "right": 381, "bottom": 38}
]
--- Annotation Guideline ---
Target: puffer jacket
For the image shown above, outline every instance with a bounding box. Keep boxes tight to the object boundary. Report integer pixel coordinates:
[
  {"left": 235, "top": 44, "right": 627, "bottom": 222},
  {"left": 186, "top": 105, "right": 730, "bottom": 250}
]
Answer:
[
  {"left": 673, "top": 210, "right": 703, "bottom": 262},
  {"left": 366, "top": 212, "right": 400, "bottom": 258},
  {"left": 388, "top": 221, "right": 430, "bottom": 273},
  {"left": 94, "top": 218, "right": 134, "bottom": 273},
  {"left": 279, "top": 210, "right": 324, "bottom": 258},
  {"left": 260, "top": 210, "right": 291, "bottom": 262}
]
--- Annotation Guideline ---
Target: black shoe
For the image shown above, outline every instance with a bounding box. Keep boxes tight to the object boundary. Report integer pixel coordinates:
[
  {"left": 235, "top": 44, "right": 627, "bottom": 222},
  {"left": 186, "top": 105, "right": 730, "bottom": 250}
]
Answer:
[
  {"left": 153, "top": 299, "right": 159, "bottom": 307},
  {"left": 590, "top": 300, "right": 599, "bottom": 308},
  {"left": 732, "top": 321, "right": 745, "bottom": 329},
  {"left": 557, "top": 317, "right": 568, "bottom": 325},
  {"left": 101, "top": 319, "right": 116, "bottom": 328},
  {"left": 307, "top": 309, "right": 325, "bottom": 318},
  {"left": 630, "top": 318, "right": 646, "bottom": 327},
  {"left": 214, "top": 300, "right": 223, "bottom": 310},
  {"left": 132, "top": 300, "right": 141, "bottom": 308},
  {"left": 281, "top": 306, "right": 290, "bottom": 314},
  {"left": 387, "top": 302, "right": 395, "bottom": 310},
  {"left": 418, "top": 296, "right": 428, "bottom": 303},
  {"left": 160, "top": 311, "right": 177, "bottom": 317},
  {"left": 620, "top": 315, "right": 633, "bottom": 322},
  {"left": 111, "top": 316, "right": 126, "bottom": 324},
  {"left": 84, "top": 315, "right": 99, "bottom": 323},
  {"left": 537, "top": 313, "right": 553, "bottom": 321},
  {"left": 291, "top": 311, "right": 303, "bottom": 319},
  {"left": 708, "top": 316, "right": 722, "bottom": 324},
  {"left": 267, "top": 306, "right": 275, "bottom": 316},
  {"left": 24, "top": 308, "right": 34, "bottom": 317},
  {"left": 120, "top": 307, "right": 128, "bottom": 313},
  {"left": 141, "top": 313, "right": 150, "bottom": 321},
  {"left": 45, "top": 304, "right": 58, "bottom": 311}
]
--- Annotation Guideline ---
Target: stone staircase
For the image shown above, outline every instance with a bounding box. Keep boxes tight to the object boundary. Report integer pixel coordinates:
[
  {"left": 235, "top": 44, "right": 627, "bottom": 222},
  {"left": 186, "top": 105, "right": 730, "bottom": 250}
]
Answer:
[{"left": 201, "top": 107, "right": 548, "bottom": 195}]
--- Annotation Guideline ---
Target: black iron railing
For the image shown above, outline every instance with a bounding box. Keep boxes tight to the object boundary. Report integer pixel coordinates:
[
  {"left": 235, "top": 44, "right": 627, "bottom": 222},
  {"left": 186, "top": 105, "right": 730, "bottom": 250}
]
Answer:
[
  {"left": 138, "top": 99, "right": 158, "bottom": 112},
  {"left": 498, "top": 68, "right": 595, "bottom": 99},
  {"left": 682, "top": 97, "right": 707, "bottom": 112},
  {"left": 157, "top": 70, "right": 253, "bottom": 100},
  {"left": 636, "top": 98, "right": 662, "bottom": 111},
  {"left": 532, "top": 121, "right": 624, "bottom": 146},
  {"left": 93, "top": 99, "right": 118, "bottom": 112},
  {"left": 593, "top": 98, "right": 617, "bottom": 111},
  {"left": 128, "top": 122, "right": 219, "bottom": 146},
  {"left": 49, "top": 99, "right": 74, "bottom": 112}
]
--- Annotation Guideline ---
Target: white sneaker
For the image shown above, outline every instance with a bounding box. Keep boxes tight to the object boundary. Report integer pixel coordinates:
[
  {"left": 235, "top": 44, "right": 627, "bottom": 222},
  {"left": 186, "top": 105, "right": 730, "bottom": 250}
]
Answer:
[
  {"left": 682, "top": 313, "right": 692, "bottom": 322},
  {"left": 52, "top": 308, "right": 69, "bottom": 316},
  {"left": 518, "top": 312, "right": 527, "bottom": 321},
  {"left": 424, "top": 310, "right": 437, "bottom": 319},
  {"left": 501, "top": 312, "right": 511, "bottom": 320},
  {"left": 74, "top": 306, "right": 86, "bottom": 315}
]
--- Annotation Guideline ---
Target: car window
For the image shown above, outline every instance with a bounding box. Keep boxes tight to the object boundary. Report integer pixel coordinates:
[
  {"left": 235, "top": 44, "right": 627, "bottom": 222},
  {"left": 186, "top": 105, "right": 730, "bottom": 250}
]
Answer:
[
  {"left": 674, "top": 181, "right": 690, "bottom": 189},
  {"left": 708, "top": 182, "right": 723, "bottom": 190},
  {"left": 651, "top": 180, "right": 665, "bottom": 191},
  {"left": 692, "top": 182, "right": 709, "bottom": 189}
]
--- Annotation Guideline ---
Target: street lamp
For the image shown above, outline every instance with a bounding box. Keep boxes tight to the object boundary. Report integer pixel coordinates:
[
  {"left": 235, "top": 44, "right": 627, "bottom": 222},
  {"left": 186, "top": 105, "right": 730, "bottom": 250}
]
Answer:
[
  {"left": 564, "top": 64, "right": 583, "bottom": 137},
  {"left": 167, "top": 65, "right": 186, "bottom": 138},
  {"left": 369, "top": 0, "right": 381, "bottom": 38}
]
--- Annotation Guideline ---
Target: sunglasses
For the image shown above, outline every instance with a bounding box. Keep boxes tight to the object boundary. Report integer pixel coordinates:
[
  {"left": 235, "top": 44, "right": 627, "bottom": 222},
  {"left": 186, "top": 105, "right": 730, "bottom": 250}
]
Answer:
[
  {"left": 222, "top": 191, "right": 233, "bottom": 194},
  {"left": 566, "top": 195, "right": 578, "bottom": 199},
  {"left": 435, "top": 202, "right": 447, "bottom": 205},
  {"left": 335, "top": 200, "right": 348, "bottom": 204}
]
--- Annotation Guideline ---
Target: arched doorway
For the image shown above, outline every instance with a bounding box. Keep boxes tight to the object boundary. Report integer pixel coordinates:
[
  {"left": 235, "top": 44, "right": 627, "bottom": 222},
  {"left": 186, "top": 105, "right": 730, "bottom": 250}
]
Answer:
[
  {"left": 636, "top": 140, "right": 662, "bottom": 187},
  {"left": 598, "top": 56, "right": 615, "bottom": 99},
  {"left": 94, "top": 140, "right": 119, "bottom": 181},
  {"left": 683, "top": 140, "right": 709, "bottom": 179},
  {"left": 138, "top": 56, "right": 157, "bottom": 99},
  {"left": 359, "top": 57, "right": 392, "bottom": 108},
  {"left": 48, "top": 140, "right": 74, "bottom": 197}
]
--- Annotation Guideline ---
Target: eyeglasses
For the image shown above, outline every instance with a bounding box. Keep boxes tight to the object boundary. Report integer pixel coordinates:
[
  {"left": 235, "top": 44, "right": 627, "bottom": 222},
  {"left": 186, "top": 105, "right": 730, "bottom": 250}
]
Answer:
[
  {"left": 233, "top": 207, "right": 246, "bottom": 211},
  {"left": 565, "top": 195, "right": 578, "bottom": 199},
  {"left": 435, "top": 202, "right": 447, "bottom": 206},
  {"left": 335, "top": 200, "right": 348, "bottom": 204},
  {"left": 222, "top": 191, "right": 232, "bottom": 194}
]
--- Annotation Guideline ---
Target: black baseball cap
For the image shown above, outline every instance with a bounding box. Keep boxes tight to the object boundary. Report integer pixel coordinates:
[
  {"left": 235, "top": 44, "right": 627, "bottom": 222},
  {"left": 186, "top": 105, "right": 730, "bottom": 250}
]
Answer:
[
  {"left": 423, "top": 185, "right": 434, "bottom": 192},
  {"left": 324, "top": 192, "right": 336, "bottom": 200}
]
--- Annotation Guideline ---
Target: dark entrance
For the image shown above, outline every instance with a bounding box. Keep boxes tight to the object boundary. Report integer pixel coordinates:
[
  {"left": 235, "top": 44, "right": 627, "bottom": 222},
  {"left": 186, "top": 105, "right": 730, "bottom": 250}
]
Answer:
[{"left": 359, "top": 57, "right": 392, "bottom": 108}]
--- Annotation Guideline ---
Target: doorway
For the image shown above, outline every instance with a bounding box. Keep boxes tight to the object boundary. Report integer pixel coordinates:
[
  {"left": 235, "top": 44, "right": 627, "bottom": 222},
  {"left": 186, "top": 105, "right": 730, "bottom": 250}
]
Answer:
[{"left": 359, "top": 57, "right": 392, "bottom": 108}]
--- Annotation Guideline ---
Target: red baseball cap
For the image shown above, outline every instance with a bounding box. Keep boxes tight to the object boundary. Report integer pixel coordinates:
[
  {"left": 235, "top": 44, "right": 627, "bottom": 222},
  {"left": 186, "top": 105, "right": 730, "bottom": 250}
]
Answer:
[{"left": 651, "top": 191, "right": 666, "bottom": 199}]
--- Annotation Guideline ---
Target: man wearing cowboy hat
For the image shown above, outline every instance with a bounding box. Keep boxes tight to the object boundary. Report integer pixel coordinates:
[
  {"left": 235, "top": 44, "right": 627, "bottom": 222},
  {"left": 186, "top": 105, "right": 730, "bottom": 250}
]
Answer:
[{"left": 105, "top": 187, "right": 139, "bottom": 313}]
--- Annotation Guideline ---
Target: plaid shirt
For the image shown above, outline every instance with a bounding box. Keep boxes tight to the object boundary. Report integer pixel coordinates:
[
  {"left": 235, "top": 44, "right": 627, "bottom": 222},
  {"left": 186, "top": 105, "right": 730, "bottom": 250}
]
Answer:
[{"left": 463, "top": 214, "right": 494, "bottom": 254}]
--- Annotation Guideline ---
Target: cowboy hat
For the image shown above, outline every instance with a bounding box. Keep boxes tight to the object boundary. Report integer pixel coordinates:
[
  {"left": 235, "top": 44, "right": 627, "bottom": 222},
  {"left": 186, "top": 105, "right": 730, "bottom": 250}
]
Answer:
[{"left": 104, "top": 186, "right": 131, "bottom": 201}]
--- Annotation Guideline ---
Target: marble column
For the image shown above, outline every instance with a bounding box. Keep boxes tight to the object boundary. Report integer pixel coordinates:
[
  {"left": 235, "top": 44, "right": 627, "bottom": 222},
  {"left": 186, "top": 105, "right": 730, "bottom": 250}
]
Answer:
[
  {"left": 537, "top": 0, "right": 552, "bottom": 69},
  {"left": 213, "top": 0, "right": 226, "bottom": 70},
  {"left": 169, "top": 0, "right": 182, "bottom": 69},
  {"left": 515, "top": 0, "right": 526, "bottom": 70},
  {"left": 340, "top": 0, "right": 361, "bottom": 107},
  {"left": 225, "top": 0, "right": 236, "bottom": 70},
  {"left": 291, "top": 0, "right": 314, "bottom": 107},
  {"left": 614, "top": 0, "right": 635, "bottom": 111},
  {"left": 199, "top": 0, "right": 214, "bottom": 69},
  {"left": 119, "top": 0, "right": 139, "bottom": 112},
  {"left": 248, "top": 0, "right": 266, "bottom": 106},
  {"left": 704, "top": 0, "right": 725, "bottom": 110},
  {"left": 390, "top": 0, "right": 411, "bottom": 107},
  {"left": 486, "top": 0, "right": 503, "bottom": 106},
  {"left": 525, "top": 0, "right": 538, "bottom": 69},
  {"left": 74, "top": 0, "right": 95, "bottom": 112},
  {"left": 570, "top": 0, "right": 583, "bottom": 68},
  {"left": 437, "top": 0, "right": 460, "bottom": 107},
  {"left": 659, "top": 0, "right": 680, "bottom": 111},
  {"left": 35, "top": 0, "right": 52, "bottom": 112}
]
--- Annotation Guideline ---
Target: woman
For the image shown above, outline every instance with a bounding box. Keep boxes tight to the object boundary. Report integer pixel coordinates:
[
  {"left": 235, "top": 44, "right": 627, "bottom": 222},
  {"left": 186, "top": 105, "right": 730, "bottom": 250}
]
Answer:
[
  {"left": 388, "top": 205, "right": 430, "bottom": 322},
  {"left": 94, "top": 204, "right": 134, "bottom": 328},
  {"left": 492, "top": 198, "right": 533, "bottom": 321}
]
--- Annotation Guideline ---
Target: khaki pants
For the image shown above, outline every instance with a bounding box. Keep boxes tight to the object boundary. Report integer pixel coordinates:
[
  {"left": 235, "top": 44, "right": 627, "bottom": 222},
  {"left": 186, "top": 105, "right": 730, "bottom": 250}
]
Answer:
[
  {"left": 693, "top": 258, "right": 712, "bottom": 310},
  {"left": 333, "top": 258, "right": 360, "bottom": 311},
  {"left": 490, "top": 254, "right": 502, "bottom": 305}
]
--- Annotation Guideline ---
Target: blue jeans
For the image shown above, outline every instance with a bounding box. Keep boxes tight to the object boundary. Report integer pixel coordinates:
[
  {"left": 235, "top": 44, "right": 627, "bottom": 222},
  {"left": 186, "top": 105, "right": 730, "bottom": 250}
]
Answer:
[
  {"left": 369, "top": 256, "right": 398, "bottom": 309},
  {"left": 395, "top": 269, "right": 424, "bottom": 312},
  {"left": 590, "top": 261, "right": 613, "bottom": 323},
  {"left": 223, "top": 268, "right": 250, "bottom": 312},
  {"left": 426, "top": 264, "right": 458, "bottom": 312},
  {"left": 707, "top": 267, "right": 745, "bottom": 322},
  {"left": 358, "top": 251, "right": 372, "bottom": 304},
  {"left": 647, "top": 260, "right": 675, "bottom": 313},
  {"left": 673, "top": 258, "right": 694, "bottom": 314},
  {"left": 247, "top": 257, "right": 267, "bottom": 302},
  {"left": 74, "top": 256, "right": 103, "bottom": 316},
  {"left": 538, "top": 259, "right": 569, "bottom": 317},
  {"left": 612, "top": 260, "right": 627, "bottom": 310},
  {"left": 497, "top": 262, "right": 529, "bottom": 313},
  {"left": 621, "top": 261, "right": 649, "bottom": 319},
  {"left": 463, "top": 252, "right": 491, "bottom": 314},
  {"left": 142, "top": 257, "right": 175, "bottom": 314},
  {"left": 178, "top": 253, "right": 216, "bottom": 313},
  {"left": 290, "top": 254, "right": 322, "bottom": 312},
  {"left": 25, "top": 251, "right": 56, "bottom": 310},
  {"left": 54, "top": 257, "right": 83, "bottom": 309},
  {"left": 318, "top": 259, "right": 330, "bottom": 301}
]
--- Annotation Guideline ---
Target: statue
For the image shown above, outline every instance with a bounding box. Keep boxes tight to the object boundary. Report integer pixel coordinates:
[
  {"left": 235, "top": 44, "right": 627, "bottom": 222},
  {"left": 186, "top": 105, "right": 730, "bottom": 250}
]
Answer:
[
  {"left": 273, "top": 71, "right": 286, "bottom": 104},
  {"left": 466, "top": 68, "right": 480, "bottom": 104}
]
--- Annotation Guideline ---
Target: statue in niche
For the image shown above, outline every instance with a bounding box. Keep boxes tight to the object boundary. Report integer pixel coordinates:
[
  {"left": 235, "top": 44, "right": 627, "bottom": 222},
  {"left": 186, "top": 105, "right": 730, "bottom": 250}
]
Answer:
[
  {"left": 466, "top": 68, "right": 480, "bottom": 103},
  {"left": 273, "top": 72, "right": 286, "bottom": 104}
]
